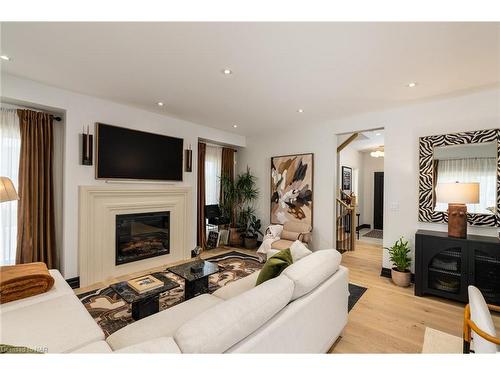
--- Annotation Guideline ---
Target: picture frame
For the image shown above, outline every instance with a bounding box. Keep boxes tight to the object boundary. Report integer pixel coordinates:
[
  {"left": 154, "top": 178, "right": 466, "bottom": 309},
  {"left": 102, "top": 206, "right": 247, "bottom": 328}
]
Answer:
[
  {"left": 271, "top": 153, "right": 314, "bottom": 228},
  {"left": 342, "top": 166, "right": 353, "bottom": 192}
]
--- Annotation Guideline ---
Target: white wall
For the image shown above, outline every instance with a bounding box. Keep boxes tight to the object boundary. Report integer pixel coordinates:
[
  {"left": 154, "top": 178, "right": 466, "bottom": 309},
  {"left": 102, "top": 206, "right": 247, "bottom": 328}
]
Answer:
[
  {"left": 360, "top": 152, "right": 384, "bottom": 228},
  {"left": 1, "top": 74, "right": 246, "bottom": 279},
  {"left": 239, "top": 87, "right": 500, "bottom": 272}
]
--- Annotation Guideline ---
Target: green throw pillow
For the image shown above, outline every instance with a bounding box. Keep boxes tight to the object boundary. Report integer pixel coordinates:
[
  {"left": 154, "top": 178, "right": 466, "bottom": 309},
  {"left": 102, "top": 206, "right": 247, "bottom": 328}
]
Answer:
[{"left": 255, "top": 248, "right": 293, "bottom": 286}]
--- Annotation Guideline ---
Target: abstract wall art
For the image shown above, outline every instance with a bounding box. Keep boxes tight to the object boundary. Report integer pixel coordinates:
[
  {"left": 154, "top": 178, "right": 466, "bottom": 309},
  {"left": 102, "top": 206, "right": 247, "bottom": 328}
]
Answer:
[{"left": 271, "top": 153, "right": 314, "bottom": 227}]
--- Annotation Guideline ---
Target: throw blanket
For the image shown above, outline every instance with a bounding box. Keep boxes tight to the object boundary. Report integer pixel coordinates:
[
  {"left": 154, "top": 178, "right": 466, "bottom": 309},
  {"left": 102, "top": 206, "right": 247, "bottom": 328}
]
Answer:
[
  {"left": 256, "top": 224, "right": 283, "bottom": 262},
  {"left": 0, "top": 262, "right": 54, "bottom": 304}
]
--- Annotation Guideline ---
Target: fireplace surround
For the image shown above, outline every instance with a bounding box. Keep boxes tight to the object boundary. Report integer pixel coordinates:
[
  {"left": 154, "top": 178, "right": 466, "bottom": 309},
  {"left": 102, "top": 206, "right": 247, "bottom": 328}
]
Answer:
[{"left": 79, "top": 185, "right": 192, "bottom": 287}]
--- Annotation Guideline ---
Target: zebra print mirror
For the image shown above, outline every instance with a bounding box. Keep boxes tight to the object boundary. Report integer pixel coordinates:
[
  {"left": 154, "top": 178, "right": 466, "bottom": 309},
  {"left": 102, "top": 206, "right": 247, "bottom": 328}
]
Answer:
[{"left": 418, "top": 128, "right": 500, "bottom": 227}]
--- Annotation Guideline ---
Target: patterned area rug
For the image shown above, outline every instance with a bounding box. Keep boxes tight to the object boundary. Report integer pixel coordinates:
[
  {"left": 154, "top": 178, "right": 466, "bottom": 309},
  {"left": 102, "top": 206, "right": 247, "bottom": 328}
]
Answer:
[
  {"left": 78, "top": 250, "right": 367, "bottom": 337},
  {"left": 362, "top": 229, "right": 383, "bottom": 239},
  {"left": 77, "top": 251, "right": 261, "bottom": 337}
]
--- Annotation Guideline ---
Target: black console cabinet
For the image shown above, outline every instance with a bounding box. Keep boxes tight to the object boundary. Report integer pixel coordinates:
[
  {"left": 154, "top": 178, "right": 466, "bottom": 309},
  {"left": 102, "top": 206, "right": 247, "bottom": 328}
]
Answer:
[{"left": 415, "top": 230, "right": 500, "bottom": 304}]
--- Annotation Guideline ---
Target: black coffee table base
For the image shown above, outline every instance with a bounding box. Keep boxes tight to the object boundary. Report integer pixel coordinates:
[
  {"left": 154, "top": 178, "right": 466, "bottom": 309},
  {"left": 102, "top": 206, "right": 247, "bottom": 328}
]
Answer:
[
  {"left": 131, "top": 294, "right": 160, "bottom": 320},
  {"left": 184, "top": 276, "right": 210, "bottom": 300}
]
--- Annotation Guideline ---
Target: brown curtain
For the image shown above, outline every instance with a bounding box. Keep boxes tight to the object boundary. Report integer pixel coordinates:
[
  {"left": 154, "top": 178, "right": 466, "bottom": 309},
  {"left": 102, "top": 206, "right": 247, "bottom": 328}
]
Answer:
[
  {"left": 220, "top": 147, "right": 235, "bottom": 204},
  {"left": 16, "top": 109, "right": 57, "bottom": 268},
  {"left": 221, "top": 147, "right": 235, "bottom": 182},
  {"left": 197, "top": 142, "right": 207, "bottom": 249}
]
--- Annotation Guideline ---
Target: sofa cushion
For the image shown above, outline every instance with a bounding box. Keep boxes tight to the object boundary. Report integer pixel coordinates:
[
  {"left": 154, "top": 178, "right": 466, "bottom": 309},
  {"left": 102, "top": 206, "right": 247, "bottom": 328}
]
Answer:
[
  {"left": 174, "top": 275, "right": 294, "bottom": 353},
  {"left": 0, "top": 293, "right": 104, "bottom": 353},
  {"left": 213, "top": 271, "right": 259, "bottom": 300},
  {"left": 271, "top": 239, "right": 293, "bottom": 251},
  {"left": 289, "top": 240, "right": 312, "bottom": 262},
  {"left": 72, "top": 340, "right": 112, "bottom": 353},
  {"left": 282, "top": 249, "right": 341, "bottom": 300},
  {"left": 0, "top": 270, "right": 73, "bottom": 314},
  {"left": 283, "top": 221, "right": 311, "bottom": 234},
  {"left": 115, "top": 337, "right": 181, "bottom": 353},
  {"left": 106, "top": 293, "right": 223, "bottom": 350},
  {"left": 256, "top": 248, "right": 293, "bottom": 286},
  {"left": 281, "top": 230, "right": 300, "bottom": 241}
]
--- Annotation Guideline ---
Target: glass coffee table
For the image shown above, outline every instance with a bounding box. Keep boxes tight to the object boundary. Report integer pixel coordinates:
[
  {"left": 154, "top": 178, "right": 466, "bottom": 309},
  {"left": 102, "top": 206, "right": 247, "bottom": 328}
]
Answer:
[
  {"left": 110, "top": 272, "right": 179, "bottom": 320},
  {"left": 167, "top": 260, "right": 219, "bottom": 300}
]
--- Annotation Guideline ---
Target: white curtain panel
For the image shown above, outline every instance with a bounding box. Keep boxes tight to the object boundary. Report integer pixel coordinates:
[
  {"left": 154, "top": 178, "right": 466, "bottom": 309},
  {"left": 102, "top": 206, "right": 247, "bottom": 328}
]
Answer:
[
  {"left": 0, "top": 108, "right": 21, "bottom": 265},
  {"left": 205, "top": 144, "right": 222, "bottom": 205},
  {"left": 435, "top": 158, "right": 497, "bottom": 214}
]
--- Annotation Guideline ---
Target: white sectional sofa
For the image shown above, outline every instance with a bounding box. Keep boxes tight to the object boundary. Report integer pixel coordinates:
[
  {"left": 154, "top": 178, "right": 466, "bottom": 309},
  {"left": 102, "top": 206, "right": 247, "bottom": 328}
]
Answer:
[{"left": 0, "top": 249, "right": 348, "bottom": 353}]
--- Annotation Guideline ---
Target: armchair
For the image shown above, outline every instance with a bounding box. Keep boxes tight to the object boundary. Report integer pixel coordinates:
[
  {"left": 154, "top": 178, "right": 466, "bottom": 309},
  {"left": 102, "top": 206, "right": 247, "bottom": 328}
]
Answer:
[{"left": 463, "top": 286, "right": 500, "bottom": 353}]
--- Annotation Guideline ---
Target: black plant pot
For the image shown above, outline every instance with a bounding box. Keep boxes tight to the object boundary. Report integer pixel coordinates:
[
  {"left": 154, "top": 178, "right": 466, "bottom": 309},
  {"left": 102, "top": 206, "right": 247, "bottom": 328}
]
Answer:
[{"left": 244, "top": 237, "right": 258, "bottom": 249}]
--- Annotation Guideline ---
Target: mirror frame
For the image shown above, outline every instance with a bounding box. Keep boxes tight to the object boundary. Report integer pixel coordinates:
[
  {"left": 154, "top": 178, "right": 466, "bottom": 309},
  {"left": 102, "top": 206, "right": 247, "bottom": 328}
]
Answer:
[{"left": 418, "top": 128, "right": 500, "bottom": 227}]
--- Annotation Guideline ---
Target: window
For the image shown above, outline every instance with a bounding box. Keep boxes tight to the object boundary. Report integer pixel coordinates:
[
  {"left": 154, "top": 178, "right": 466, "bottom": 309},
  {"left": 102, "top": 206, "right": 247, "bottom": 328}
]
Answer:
[
  {"left": 0, "top": 108, "right": 21, "bottom": 265},
  {"left": 205, "top": 144, "right": 222, "bottom": 205}
]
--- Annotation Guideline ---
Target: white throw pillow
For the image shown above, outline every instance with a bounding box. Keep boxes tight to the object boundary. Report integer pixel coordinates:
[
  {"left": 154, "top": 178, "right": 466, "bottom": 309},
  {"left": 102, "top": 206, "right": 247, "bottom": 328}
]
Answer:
[
  {"left": 267, "top": 224, "right": 283, "bottom": 238},
  {"left": 289, "top": 240, "right": 312, "bottom": 262}
]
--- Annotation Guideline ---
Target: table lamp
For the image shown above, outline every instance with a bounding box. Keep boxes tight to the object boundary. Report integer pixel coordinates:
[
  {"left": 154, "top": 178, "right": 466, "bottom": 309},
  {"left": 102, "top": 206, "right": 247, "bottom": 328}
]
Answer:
[
  {"left": 0, "top": 177, "right": 19, "bottom": 203},
  {"left": 436, "top": 182, "right": 479, "bottom": 238}
]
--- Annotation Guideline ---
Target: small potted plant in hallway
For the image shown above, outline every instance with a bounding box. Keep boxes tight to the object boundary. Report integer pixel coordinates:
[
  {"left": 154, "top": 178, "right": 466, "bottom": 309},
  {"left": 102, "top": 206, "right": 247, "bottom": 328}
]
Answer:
[{"left": 386, "top": 237, "right": 412, "bottom": 287}]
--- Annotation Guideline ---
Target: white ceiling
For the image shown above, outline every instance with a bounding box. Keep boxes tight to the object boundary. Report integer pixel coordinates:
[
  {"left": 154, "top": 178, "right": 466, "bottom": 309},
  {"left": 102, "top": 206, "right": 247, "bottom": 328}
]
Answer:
[
  {"left": 351, "top": 130, "right": 384, "bottom": 152},
  {"left": 1, "top": 22, "right": 499, "bottom": 136}
]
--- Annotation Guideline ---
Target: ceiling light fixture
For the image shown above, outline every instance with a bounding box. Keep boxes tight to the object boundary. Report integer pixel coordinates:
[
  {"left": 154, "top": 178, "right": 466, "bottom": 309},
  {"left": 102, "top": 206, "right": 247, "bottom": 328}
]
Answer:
[
  {"left": 0, "top": 55, "right": 11, "bottom": 61},
  {"left": 407, "top": 82, "right": 417, "bottom": 88},
  {"left": 222, "top": 68, "right": 232, "bottom": 75},
  {"left": 370, "top": 147, "right": 385, "bottom": 158},
  {"left": 233, "top": 124, "right": 238, "bottom": 128},
  {"left": 157, "top": 102, "right": 164, "bottom": 107},
  {"left": 297, "top": 109, "right": 304, "bottom": 113},
  {"left": 375, "top": 133, "right": 381, "bottom": 136}
]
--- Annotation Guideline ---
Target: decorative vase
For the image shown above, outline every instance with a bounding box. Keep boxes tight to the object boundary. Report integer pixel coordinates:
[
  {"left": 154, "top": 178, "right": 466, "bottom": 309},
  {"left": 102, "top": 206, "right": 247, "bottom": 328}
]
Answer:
[
  {"left": 229, "top": 227, "right": 243, "bottom": 246},
  {"left": 391, "top": 268, "right": 411, "bottom": 287},
  {"left": 244, "top": 237, "right": 258, "bottom": 249}
]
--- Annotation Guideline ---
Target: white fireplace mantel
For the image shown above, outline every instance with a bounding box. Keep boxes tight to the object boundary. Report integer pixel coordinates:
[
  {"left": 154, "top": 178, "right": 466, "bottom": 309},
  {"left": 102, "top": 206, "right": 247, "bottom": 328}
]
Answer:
[{"left": 78, "top": 185, "right": 192, "bottom": 287}]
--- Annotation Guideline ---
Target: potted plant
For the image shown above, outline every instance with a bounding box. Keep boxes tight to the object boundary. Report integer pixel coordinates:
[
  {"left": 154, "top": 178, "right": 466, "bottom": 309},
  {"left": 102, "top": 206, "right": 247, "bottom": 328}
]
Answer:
[
  {"left": 385, "top": 237, "right": 412, "bottom": 287},
  {"left": 220, "top": 167, "right": 259, "bottom": 246},
  {"left": 239, "top": 207, "right": 263, "bottom": 249}
]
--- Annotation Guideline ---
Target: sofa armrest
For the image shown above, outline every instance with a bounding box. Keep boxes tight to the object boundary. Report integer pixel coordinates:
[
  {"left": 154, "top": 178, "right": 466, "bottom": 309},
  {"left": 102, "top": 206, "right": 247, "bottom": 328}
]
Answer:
[{"left": 299, "top": 232, "right": 312, "bottom": 244}]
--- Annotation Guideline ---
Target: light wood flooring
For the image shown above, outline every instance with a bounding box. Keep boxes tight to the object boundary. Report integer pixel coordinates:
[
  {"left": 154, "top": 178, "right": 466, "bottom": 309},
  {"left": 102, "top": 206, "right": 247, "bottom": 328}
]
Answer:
[
  {"left": 75, "top": 241, "right": 499, "bottom": 354},
  {"left": 331, "top": 239, "right": 500, "bottom": 353}
]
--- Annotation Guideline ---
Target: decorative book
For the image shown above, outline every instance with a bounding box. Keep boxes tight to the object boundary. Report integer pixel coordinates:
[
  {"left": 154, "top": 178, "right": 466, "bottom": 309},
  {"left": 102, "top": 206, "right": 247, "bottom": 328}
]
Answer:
[{"left": 127, "top": 275, "right": 164, "bottom": 294}]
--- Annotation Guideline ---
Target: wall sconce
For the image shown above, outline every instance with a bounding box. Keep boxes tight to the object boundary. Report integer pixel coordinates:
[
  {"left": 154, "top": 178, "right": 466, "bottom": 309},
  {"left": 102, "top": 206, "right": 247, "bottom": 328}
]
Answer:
[
  {"left": 82, "top": 125, "right": 93, "bottom": 166},
  {"left": 185, "top": 144, "right": 192, "bottom": 172}
]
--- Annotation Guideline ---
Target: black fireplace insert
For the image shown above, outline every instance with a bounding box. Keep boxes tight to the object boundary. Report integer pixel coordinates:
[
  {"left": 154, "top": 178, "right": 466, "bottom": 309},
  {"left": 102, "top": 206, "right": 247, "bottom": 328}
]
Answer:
[{"left": 115, "top": 211, "right": 170, "bottom": 265}]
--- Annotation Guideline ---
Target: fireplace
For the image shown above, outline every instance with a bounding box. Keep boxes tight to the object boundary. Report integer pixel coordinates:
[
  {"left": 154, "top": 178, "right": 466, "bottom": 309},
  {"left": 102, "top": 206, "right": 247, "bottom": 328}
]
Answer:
[{"left": 115, "top": 211, "right": 170, "bottom": 265}]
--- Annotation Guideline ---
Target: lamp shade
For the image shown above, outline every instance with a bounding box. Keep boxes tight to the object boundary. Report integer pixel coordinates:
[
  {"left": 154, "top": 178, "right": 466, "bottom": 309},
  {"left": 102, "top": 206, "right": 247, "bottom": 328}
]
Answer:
[
  {"left": 0, "top": 177, "right": 19, "bottom": 203},
  {"left": 436, "top": 182, "right": 480, "bottom": 204}
]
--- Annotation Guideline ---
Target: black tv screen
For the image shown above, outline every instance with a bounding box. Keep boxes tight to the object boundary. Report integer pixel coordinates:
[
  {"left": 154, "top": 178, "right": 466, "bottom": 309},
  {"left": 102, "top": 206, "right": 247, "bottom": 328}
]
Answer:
[{"left": 96, "top": 123, "right": 183, "bottom": 181}]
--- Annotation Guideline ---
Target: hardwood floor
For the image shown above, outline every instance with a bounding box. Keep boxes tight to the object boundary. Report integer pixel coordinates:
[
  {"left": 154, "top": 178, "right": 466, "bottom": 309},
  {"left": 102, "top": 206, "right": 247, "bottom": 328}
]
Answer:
[{"left": 331, "top": 239, "right": 500, "bottom": 353}]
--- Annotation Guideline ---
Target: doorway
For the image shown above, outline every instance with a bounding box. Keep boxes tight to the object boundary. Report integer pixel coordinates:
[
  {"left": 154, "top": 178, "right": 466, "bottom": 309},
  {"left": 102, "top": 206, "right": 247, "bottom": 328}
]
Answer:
[{"left": 373, "top": 172, "right": 384, "bottom": 230}]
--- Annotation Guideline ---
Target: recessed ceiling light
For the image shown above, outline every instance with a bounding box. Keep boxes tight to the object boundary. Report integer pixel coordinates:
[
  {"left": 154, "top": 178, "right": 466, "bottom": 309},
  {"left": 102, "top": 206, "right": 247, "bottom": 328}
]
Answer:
[
  {"left": 375, "top": 133, "right": 381, "bottom": 136},
  {"left": 222, "top": 68, "right": 232, "bottom": 75},
  {"left": 407, "top": 82, "right": 417, "bottom": 88},
  {"left": 297, "top": 109, "right": 304, "bottom": 113},
  {"left": 232, "top": 124, "right": 238, "bottom": 128},
  {"left": 0, "top": 55, "right": 11, "bottom": 61},
  {"left": 157, "top": 102, "right": 164, "bottom": 107}
]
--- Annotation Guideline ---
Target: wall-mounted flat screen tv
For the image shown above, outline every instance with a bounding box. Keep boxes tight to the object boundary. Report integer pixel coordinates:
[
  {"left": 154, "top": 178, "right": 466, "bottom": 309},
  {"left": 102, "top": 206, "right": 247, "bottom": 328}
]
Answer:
[{"left": 96, "top": 123, "right": 183, "bottom": 181}]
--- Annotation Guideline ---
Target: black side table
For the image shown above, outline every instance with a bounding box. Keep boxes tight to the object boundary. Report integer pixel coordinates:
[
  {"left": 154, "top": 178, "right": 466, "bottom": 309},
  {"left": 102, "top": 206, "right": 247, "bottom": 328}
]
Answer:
[
  {"left": 110, "top": 272, "right": 179, "bottom": 320},
  {"left": 167, "top": 260, "right": 220, "bottom": 300}
]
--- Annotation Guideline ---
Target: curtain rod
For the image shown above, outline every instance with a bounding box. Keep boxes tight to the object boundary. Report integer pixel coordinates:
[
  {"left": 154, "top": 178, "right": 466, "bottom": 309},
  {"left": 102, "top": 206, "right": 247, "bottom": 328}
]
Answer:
[{"left": 1, "top": 104, "right": 62, "bottom": 121}]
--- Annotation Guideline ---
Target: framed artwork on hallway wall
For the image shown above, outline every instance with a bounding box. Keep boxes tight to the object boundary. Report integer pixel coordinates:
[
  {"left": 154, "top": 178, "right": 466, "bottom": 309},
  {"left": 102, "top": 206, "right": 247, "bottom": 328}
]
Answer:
[
  {"left": 270, "top": 153, "right": 314, "bottom": 227},
  {"left": 341, "top": 166, "right": 352, "bottom": 192}
]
